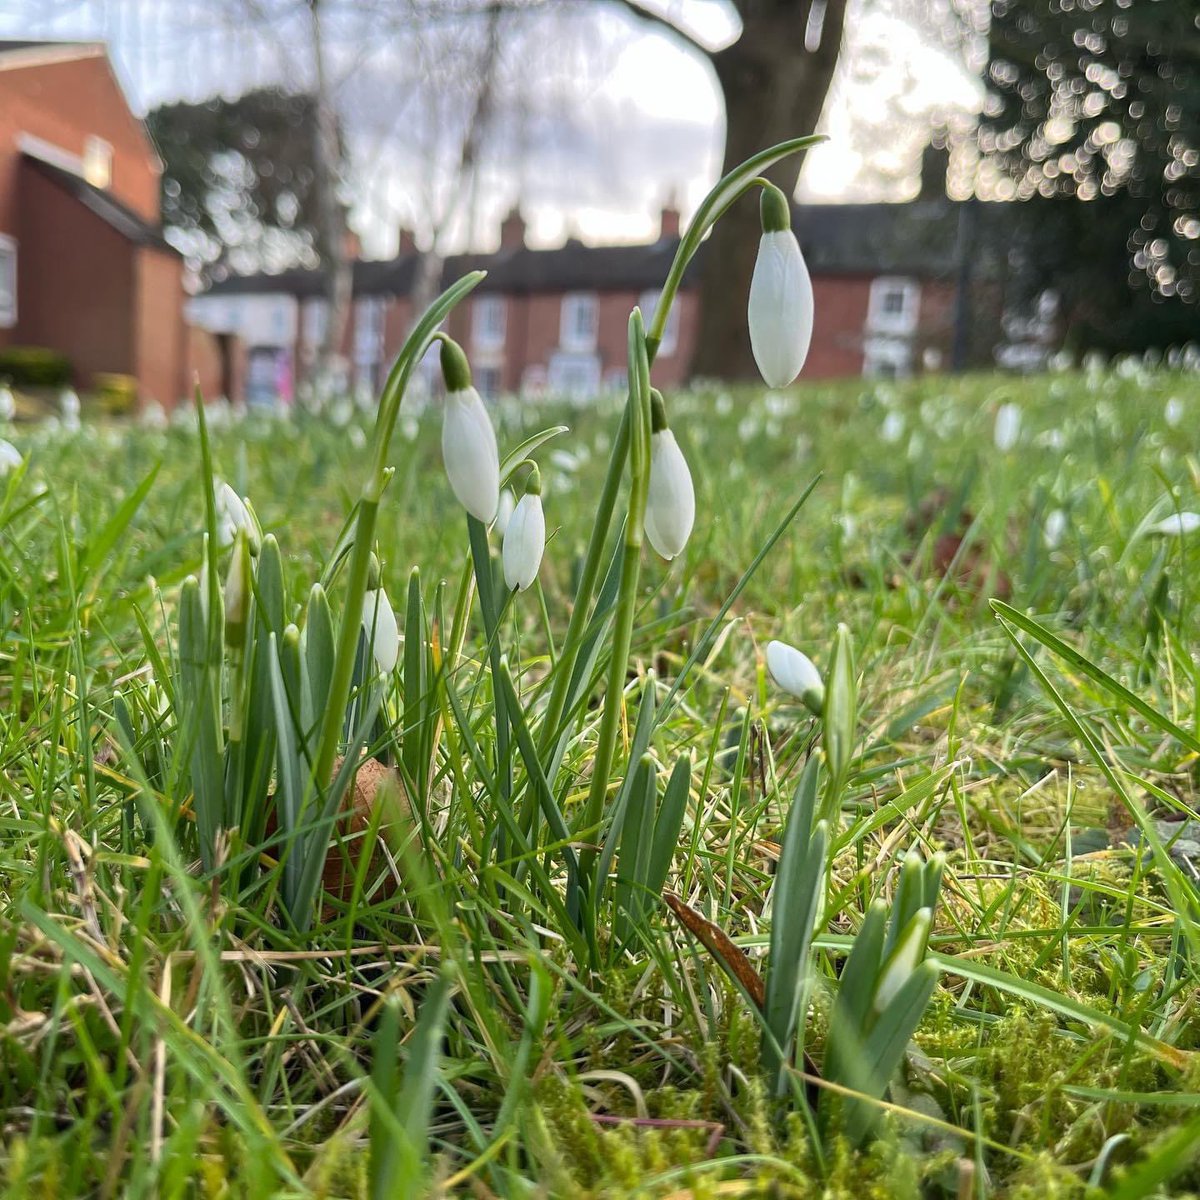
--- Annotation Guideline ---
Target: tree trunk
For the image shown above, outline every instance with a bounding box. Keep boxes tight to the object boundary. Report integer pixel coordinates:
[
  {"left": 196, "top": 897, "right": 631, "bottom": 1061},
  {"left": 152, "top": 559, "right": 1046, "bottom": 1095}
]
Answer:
[
  {"left": 308, "top": 0, "right": 352, "bottom": 397},
  {"left": 690, "top": 0, "right": 849, "bottom": 381}
]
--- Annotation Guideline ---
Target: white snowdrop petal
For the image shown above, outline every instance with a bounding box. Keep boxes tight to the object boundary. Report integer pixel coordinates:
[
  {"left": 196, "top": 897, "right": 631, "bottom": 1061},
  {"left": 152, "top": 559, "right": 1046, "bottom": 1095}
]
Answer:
[
  {"left": 0, "top": 438, "right": 23, "bottom": 472},
  {"left": 748, "top": 230, "right": 814, "bottom": 389},
  {"left": 361, "top": 588, "right": 399, "bottom": 673},
  {"left": 502, "top": 493, "right": 546, "bottom": 592},
  {"left": 766, "top": 640, "right": 823, "bottom": 701},
  {"left": 993, "top": 403, "right": 1021, "bottom": 452},
  {"left": 494, "top": 488, "right": 516, "bottom": 537},
  {"left": 442, "top": 386, "right": 499, "bottom": 523},
  {"left": 1146, "top": 511, "right": 1200, "bottom": 537},
  {"left": 644, "top": 429, "right": 694, "bottom": 561}
]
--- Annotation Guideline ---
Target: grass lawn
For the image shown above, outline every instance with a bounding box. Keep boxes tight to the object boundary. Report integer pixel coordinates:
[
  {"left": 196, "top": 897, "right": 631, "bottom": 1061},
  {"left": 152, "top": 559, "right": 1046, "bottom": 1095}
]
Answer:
[{"left": 1, "top": 363, "right": 1199, "bottom": 1198}]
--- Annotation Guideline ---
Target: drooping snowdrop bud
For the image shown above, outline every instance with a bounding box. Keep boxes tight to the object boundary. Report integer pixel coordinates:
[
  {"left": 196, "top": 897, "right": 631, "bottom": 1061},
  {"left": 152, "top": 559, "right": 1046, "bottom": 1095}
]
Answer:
[
  {"left": 361, "top": 585, "right": 399, "bottom": 674},
  {"left": 439, "top": 337, "right": 499, "bottom": 523},
  {"left": 748, "top": 183, "right": 813, "bottom": 389},
  {"left": 494, "top": 487, "right": 516, "bottom": 537},
  {"left": 215, "top": 479, "right": 260, "bottom": 551},
  {"left": 60, "top": 388, "right": 81, "bottom": 429},
  {"left": 993, "top": 402, "right": 1021, "bottom": 452},
  {"left": 1145, "top": 511, "right": 1200, "bottom": 537},
  {"left": 503, "top": 466, "right": 546, "bottom": 592},
  {"left": 0, "top": 438, "right": 23, "bottom": 473},
  {"left": 766, "top": 639, "right": 824, "bottom": 715},
  {"left": 644, "top": 390, "right": 694, "bottom": 561},
  {"left": 224, "top": 530, "right": 251, "bottom": 650},
  {"left": 0, "top": 384, "right": 14, "bottom": 422},
  {"left": 1043, "top": 508, "right": 1067, "bottom": 550}
]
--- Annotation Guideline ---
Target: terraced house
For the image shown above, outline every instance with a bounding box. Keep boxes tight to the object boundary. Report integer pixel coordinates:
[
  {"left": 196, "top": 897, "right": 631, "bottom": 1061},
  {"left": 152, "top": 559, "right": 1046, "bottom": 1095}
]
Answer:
[
  {"left": 0, "top": 39, "right": 189, "bottom": 407},
  {"left": 192, "top": 150, "right": 974, "bottom": 407}
]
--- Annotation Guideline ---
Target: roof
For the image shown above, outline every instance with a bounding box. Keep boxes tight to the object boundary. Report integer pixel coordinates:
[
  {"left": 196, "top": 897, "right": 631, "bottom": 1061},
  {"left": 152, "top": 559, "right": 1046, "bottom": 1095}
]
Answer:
[
  {"left": 23, "top": 154, "right": 176, "bottom": 252},
  {"left": 203, "top": 198, "right": 964, "bottom": 300},
  {"left": 0, "top": 39, "right": 100, "bottom": 63}
]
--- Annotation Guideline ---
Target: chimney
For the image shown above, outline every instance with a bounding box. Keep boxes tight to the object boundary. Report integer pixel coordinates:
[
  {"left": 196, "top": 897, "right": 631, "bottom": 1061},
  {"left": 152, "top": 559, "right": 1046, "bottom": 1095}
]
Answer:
[
  {"left": 659, "top": 198, "right": 681, "bottom": 240},
  {"left": 919, "top": 141, "right": 950, "bottom": 201},
  {"left": 341, "top": 228, "right": 362, "bottom": 261},
  {"left": 500, "top": 207, "right": 526, "bottom": 250},
  {"left": 397, "top": 226, "right": 417, "bottom": 255}
]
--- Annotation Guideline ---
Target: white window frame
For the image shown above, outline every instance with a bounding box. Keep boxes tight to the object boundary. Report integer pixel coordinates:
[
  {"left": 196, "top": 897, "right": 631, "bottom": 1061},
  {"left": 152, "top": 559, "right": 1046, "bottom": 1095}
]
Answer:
[
  {"left": 867, "top": 276, "right": 920, "bottom": 335},
  {"left": 560, "top": 291, "right": 598, "bottom": 353},
  {"left": 0, "top": 235, "right": 16, "bottom": 329},
  {"left": 639, "top": 288, "right": 678, "bottom": 357},
  {"left": 83, "top": 135, "right": 113, "bottom": 189},
  {"left": 472, "top": 295, "right": 507, "bottom": 352}
]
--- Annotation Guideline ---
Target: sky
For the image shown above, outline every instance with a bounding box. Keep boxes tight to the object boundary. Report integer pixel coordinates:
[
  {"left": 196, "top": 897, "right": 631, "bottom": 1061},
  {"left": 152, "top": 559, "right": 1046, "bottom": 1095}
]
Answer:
[{"left": 0, "top": 0, "right": 984, "bottom": 257}]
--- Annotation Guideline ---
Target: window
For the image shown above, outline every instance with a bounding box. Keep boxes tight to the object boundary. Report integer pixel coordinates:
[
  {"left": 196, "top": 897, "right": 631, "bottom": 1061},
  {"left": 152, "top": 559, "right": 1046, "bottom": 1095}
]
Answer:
[
  {"left": 560, "top": 292, "right": 598, "bottom": 353},
  {"left": 472, "top": 295, "right": 506, "bottom": 351},
  {"left": 354, "top": 297, "right": 384, "bottom": 364},
  {"left": 547, "top": 351, "right": 601, "bottom": 400},
  {"left": 862, "top": 336, "right": 913, "bottom": 379},
  {"left": 639, "top": 289, "right": 679, "bottom": 357},
  {"left": 867, "top": 277, "right": 919, "bottom": 335},
  {"left": 303, "top": 298, "right": 329, "bottom": 348},
  {"left": 83, "top": 136, "right": 112, "bottom": 189},
  {"left": 0, "top": 236, "right": 15, "bottom": 328}
]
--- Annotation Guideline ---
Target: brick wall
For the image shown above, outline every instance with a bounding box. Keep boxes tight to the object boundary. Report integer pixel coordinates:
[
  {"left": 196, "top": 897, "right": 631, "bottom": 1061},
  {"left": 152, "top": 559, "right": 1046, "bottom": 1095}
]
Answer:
[
  {"left": 16, "top": 161, "right": 135, "bottom": 384},
  {"left": 134, "top": 245, "right": 186, "bottom": 407}
]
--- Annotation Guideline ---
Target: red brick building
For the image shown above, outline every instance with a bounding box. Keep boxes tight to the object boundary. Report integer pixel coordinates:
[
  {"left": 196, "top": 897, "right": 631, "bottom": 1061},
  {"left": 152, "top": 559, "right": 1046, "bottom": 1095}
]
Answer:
[
  {"left": 195, "top": 194, "right": 965, "bottom": 406},
  {"left": 0, "top": 40, "right": 188, "bottom": 406}
]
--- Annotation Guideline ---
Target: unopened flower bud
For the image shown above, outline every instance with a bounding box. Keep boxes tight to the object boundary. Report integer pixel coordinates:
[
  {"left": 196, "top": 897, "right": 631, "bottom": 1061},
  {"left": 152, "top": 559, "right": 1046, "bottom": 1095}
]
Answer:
[
  {"left": 502, "top": 467, "right": 545, "bottom": 592},
  {"left": 644, "top": 391, "right": 694, "bottom": 561},
  {"left": 361, "top": 586, "right": 399, "bottom": 673},
  {"left": 766, "top": 639, "right": 824, "bottom": 715},
  {"left": 440, "top": 339, "right": 499, "bottom": 523},
  {"left": 748, "top": 184, "right": 813, "bottom": 389}
]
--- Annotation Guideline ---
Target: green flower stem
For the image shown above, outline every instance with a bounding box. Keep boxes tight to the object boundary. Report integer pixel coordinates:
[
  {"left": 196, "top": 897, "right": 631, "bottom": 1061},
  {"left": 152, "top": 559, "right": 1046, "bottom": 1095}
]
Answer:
[
  {"left": 535, "top": 403, "right": 630, "bottom": 758},
  {"left": 578, "top": 310, "right": 652, "bottom": 897},
  {"left": 310, "top": 273, "right": 484, "bottom": 827}
]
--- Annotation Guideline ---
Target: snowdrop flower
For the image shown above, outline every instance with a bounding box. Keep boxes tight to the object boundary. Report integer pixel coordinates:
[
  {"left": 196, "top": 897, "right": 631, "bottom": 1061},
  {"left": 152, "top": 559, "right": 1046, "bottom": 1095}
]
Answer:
[
  {"left": 502, "top": 468, "right": 545, "bottom": 593},
  {"left": 224, "top": 532, "right": 251, "bottom": 650},
  {"left": 0, "top": 438, "right": 22, "bottom": 472},
  {"left": 1043, "top": 508, "right": 1067, "bottom": 550},
  {"left": 644, "top": 391, "right": 694, "bottom": 561},
  {"left": 881, "top": 410, "right": 906, "bottom": 444},
  {"left": 361, "top": 586, "right": 399, "bottom": 673},
  {"left": 1165, "top": 397, "right": 1184, "bottom": 428},
  {"left": 766, "top": 639, "right": 824, "bottom": 714},
  {"left": 748, "top": 184, "right": 813, "bottom": 389},
  {"left": 440, "top": 338, "right": 499, "bottom": 523},
  {"left": 215, "top": 480, "right": 259, "bottom": 550},
  {"left": 494, "top": 487, "right": 516, "bottom": 537},
  {"left": 60, "top": 388, "right": 81, "bottom": 427},
  {"left": 0, "top": 384, "right": 15, "bottom": 421},
  {"left": 993, "top": 402, "right": 1021, "bottom": 452},
  {"left": 1145, "top": 511, "right": 1200, "bottom": 537}
]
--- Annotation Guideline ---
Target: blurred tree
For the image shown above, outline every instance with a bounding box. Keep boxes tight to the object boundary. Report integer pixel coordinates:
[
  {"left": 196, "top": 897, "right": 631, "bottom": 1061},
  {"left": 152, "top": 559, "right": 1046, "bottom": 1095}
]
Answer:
[
  {"left": 613, "top": 0, "right": 851, "bottom": 380},
  {"left": 147, "top": 88, "right": 342, "bottom": 280},
  {"left": 980, "top": 0, "right": 1199, "bottom": 352}
]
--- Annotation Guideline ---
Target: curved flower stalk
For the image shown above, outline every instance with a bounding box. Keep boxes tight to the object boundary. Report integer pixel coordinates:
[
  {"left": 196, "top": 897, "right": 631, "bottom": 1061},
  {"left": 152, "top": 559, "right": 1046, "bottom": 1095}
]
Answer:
[
  {"left": 748, "top": 183, "right": 814, "bottom": 389},
  {"left": 644, "top": 390, "right": 694, "bottom": 561},
  {"left": 502, "top": 464, "right": 546, "bottom": 592},
  {"left": 440, "top": 337, "right": 499, "bottom": 523}
]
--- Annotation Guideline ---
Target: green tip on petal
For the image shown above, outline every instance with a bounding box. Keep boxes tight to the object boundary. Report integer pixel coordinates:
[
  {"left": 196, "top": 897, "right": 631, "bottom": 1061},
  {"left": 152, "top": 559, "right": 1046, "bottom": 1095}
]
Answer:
[
  {"left": 759, "top": 183, "right": 791, "bottom": 233},
  {"left": 439, "top": 337, "right": 472, "bottom": 392}
]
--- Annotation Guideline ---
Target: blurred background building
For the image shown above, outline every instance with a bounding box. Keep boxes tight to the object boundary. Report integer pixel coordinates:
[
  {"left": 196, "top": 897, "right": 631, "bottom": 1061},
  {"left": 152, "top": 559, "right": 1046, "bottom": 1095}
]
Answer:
[{"left": 0, "top": 1, "right": 1194, "bottom": 410}]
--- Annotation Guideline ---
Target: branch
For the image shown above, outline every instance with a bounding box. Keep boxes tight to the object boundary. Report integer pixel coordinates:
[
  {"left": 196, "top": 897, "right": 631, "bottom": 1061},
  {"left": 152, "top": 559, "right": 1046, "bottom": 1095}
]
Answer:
[{"left": 606, "top": 0, "right": 718, "bottom": 59}]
